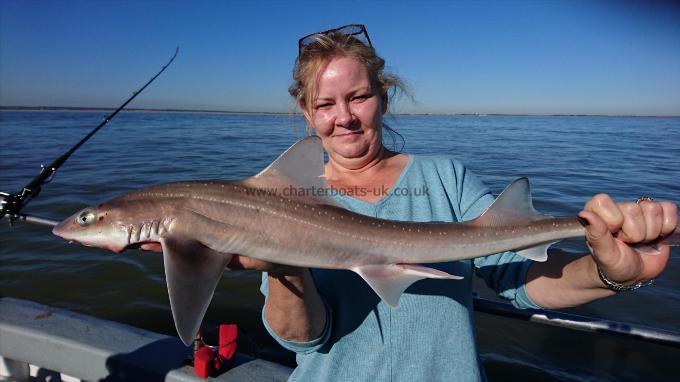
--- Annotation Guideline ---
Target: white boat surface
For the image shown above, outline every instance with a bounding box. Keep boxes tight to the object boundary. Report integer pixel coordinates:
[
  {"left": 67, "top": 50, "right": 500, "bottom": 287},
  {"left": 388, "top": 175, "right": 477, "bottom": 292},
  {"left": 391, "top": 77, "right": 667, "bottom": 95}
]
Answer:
[{"left": 0, "top": 297, "right": 291, "bottom": 381}]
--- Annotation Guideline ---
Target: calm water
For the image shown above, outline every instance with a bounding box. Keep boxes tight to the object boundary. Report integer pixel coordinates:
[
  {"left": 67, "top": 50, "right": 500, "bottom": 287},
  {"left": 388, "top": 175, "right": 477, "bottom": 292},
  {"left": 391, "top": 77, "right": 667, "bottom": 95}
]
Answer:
[{"left": 1, "top": 111, "right": 679, "bottom": 380}]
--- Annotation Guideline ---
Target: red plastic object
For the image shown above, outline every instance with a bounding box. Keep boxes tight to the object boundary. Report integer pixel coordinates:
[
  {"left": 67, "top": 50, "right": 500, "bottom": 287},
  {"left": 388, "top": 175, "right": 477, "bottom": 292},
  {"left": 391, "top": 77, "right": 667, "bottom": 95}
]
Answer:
[
  {"left": 194, "top": 346, "right": 216, "bottom": 378},
  {"left": 219, "top": 324, "right": 238, "bottom": 362},
  {"left": 193, "top": 324, "right": 238, "bottom": 378}
]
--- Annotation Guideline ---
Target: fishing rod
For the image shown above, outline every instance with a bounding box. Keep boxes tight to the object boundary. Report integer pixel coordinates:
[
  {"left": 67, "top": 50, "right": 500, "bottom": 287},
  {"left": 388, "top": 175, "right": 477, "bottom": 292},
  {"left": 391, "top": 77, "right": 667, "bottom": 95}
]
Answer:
[{"left": 0, "top": 47, "right": 179, "bottom": 227}]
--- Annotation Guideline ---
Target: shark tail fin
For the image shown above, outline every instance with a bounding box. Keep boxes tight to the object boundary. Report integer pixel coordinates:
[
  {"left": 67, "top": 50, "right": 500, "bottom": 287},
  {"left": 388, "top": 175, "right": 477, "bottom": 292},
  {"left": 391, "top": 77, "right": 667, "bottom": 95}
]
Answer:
[
  {"left": 659, "top": 229, "right": 680, "bottom": 247},
  {"left": 633, "top": 228, "right": 680, "bottom": 255},
  {"left": 473, "top": 177, "right": 554, "bottom": 262},
  {"left": 352, "top": 264, "right": 462, "bottom": 308}
]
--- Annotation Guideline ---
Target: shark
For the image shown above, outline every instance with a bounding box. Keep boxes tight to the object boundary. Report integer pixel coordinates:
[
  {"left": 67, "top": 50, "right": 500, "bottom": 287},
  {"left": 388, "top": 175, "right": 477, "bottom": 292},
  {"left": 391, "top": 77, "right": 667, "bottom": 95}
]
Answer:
[{"left": 52, "top": 136, "right": 679, "bottom": 346}]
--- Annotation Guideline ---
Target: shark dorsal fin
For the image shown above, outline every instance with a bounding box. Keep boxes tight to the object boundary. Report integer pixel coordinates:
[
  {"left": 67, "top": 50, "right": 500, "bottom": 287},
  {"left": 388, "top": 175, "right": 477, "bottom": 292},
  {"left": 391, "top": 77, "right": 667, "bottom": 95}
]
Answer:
[
  {"left": 474, "top": 177, "right": 547, "bottom": 227},
  {"left": 243, "top": 136, "right": 342, "bottom": 207},
  {"left": 473, "top": 177, "right": 553, "bottom": 262},
  {"left": 255, "top": 136, "right": 325, "bottom": 187}
]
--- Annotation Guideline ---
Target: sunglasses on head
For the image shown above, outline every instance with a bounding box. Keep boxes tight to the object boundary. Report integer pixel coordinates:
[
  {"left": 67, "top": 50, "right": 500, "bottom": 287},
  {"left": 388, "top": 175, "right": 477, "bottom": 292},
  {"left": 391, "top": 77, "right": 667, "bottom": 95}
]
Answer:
[{"left": 298, "top": 24, "right": 373, "bottom": 56}]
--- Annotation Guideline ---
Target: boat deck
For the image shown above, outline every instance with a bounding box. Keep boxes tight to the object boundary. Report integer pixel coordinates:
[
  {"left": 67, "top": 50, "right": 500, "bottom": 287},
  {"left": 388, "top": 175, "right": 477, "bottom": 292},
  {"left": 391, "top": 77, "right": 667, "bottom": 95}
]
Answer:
[{"left": 0, "top": 297, "right": 291, "bottom": 381}]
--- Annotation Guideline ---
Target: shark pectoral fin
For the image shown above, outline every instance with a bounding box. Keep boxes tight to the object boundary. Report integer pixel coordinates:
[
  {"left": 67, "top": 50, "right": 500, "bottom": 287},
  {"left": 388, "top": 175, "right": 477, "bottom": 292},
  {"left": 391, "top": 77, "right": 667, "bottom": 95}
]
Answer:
[
  {"left": 352, "top": 264, "right": 463, "bottom": 308},
  {"left": 160, "top": 237, "right": 231, "bottom": 346},
  {"left": 515, "top": 242, "right": 555, "bottom": 262}
]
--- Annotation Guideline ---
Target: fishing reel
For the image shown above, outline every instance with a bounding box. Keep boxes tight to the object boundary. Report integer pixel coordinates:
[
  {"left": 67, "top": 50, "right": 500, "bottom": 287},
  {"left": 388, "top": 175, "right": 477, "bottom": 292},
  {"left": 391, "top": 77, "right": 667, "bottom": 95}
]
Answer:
[
  {"left": 1, "top": 165, "right": 61, "bottom": 227},
  {"left": 0, "top": 191, "right": 24, "bottom": 224},
  {"left": 0, "top": 189, "right": 57, "bottom": 227}
]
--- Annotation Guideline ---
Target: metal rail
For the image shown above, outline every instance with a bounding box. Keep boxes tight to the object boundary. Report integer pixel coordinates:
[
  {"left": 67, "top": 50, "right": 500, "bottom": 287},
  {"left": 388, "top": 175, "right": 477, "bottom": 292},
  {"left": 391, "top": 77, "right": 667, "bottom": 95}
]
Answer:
[{"left": 474, "top": 296, "right": 680, "bottom": 347}]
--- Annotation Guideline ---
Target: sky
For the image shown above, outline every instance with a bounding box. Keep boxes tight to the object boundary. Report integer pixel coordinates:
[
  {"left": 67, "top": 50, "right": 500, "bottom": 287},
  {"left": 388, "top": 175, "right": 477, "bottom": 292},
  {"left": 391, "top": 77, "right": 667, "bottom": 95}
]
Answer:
[{"left": 1, "top": 0, "right": 679, "bottom": 116}]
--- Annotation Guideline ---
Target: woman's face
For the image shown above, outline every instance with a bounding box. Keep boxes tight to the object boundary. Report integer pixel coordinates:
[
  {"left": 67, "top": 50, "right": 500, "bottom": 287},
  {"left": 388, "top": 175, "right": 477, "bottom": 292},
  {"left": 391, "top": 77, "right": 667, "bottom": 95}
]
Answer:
[{"left": 303, "top": 55, "right": 386, "bottom": 169}]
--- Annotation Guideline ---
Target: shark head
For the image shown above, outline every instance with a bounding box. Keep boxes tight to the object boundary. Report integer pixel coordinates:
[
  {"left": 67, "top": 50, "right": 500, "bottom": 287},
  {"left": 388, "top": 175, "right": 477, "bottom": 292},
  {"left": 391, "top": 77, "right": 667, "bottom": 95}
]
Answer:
[{"left": 53, "top": 203, "right": 131, "bottom": 253}]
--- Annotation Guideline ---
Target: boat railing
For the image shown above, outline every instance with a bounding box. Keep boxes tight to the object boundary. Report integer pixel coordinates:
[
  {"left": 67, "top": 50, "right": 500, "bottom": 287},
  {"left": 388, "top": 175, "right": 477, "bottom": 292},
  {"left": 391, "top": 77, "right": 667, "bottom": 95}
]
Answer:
[{"left": 473, "top": 295, "right": 680, "bottom": 348}]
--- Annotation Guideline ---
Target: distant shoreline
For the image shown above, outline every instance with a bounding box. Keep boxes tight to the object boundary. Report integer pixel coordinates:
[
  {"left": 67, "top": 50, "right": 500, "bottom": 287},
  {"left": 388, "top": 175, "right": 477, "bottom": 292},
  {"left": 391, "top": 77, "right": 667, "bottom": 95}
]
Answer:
[
  {"left": 0, "top": 106, "right": 289, "bottom": 116},
  {"left": 0, "top": 106, "right": 677, "bottom": 118}
]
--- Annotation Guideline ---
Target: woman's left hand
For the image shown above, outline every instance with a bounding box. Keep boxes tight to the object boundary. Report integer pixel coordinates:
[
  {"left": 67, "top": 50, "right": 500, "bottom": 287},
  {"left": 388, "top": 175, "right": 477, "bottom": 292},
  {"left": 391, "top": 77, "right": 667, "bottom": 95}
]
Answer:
[{"left": 578, "top": 194, "right": 677, "bottom": 286}]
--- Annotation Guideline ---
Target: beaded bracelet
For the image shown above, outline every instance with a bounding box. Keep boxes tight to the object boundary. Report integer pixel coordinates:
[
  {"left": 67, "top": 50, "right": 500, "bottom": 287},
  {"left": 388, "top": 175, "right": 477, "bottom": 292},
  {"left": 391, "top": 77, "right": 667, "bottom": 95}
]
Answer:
[{"left": 597, "top": 264, "right": 654, "bottom": 292}]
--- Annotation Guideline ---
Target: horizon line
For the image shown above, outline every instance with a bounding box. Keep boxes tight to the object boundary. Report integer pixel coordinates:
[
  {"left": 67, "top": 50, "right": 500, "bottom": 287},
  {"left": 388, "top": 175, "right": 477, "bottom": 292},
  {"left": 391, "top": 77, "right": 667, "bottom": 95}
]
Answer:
[{"left": 1, "top": 105, "right": 678, "bottom": 118}]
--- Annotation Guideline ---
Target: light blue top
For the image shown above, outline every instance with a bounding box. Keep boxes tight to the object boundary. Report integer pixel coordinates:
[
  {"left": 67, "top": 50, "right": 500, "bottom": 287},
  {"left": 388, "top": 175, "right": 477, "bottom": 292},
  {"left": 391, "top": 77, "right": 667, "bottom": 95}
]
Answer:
[{"left": 261, "top": 155, "right": 540, "bottom": 381}]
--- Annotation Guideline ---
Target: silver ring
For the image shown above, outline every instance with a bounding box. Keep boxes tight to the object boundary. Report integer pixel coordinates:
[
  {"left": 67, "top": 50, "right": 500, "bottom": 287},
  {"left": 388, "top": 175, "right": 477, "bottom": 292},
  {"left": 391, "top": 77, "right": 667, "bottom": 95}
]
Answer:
[{"left": 636, "top": 196, "right": 653, "bottom": 204}]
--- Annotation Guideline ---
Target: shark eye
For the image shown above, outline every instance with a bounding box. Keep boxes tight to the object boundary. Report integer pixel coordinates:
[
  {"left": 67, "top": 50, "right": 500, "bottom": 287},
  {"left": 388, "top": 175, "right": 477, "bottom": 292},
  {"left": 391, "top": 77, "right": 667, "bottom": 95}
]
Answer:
[{"left": 76, "top": 210, "right": 96, "bottom": 227}]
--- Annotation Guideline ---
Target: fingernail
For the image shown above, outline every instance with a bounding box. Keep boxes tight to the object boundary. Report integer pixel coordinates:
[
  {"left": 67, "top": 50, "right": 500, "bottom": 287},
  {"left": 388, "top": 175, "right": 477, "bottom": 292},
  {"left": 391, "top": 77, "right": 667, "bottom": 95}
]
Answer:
[{"left": 576, "top": 215, "right": 590, "bottom": 227}]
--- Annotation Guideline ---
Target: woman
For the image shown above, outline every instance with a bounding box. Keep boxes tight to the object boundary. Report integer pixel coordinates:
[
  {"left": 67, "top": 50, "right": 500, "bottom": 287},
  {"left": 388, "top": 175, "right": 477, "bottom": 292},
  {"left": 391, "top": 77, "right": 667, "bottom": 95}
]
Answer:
[{"left": 164, "top": 25, "right": 676, "bottom": 380}]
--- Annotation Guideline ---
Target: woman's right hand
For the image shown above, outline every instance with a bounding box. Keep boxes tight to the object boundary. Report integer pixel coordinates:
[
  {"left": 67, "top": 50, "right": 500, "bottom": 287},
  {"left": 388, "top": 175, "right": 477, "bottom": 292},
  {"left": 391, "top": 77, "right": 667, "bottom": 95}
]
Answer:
[{"left": 225, "top": 254, "right": 306, "bottom": 276}]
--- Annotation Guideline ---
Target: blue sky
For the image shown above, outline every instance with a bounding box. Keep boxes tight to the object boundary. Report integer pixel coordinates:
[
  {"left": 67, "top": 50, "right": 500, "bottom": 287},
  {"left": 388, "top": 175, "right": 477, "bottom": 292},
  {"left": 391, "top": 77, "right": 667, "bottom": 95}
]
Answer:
[{"left": 1, "top": 0, "right": 679, "bottom": 116}]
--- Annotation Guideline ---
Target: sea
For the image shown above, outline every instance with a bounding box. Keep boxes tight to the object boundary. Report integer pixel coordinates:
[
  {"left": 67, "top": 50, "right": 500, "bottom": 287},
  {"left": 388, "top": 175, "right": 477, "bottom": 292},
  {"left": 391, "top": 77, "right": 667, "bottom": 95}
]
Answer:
[{"left": 1, "top": 111, "right": 679, "bottom": 381}]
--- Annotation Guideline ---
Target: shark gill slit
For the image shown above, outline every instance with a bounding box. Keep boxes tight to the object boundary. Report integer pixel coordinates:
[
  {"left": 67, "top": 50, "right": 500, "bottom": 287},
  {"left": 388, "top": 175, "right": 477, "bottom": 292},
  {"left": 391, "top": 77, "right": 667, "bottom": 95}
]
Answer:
[
  {"left": 126, "top": 225, "right": 133, "bottom": 246},
  {"left": 152, "top": 219, "right": 160, "bottom": 237},
  {"left": 145, "top": 221, "right": 153, "bottom": 239}
]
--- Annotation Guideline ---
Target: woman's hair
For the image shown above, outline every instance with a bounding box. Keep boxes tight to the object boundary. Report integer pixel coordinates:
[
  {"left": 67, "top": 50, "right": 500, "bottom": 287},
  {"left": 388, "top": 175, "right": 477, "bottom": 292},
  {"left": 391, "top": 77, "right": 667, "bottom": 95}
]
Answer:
[{"left": 289, "top": 31, "right": 407, "bottom": 121}]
